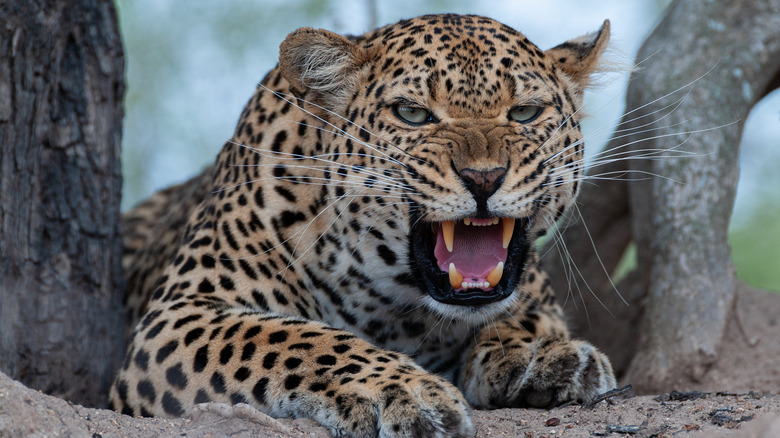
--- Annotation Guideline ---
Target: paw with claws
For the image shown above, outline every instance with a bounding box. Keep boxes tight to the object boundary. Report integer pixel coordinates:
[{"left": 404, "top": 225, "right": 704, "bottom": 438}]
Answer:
[
  {"left": 462, "top": 336, "right": 617, "bottom": 409},
  {"left": 326, "top": 367, "right": 474, "bottom": 438}
]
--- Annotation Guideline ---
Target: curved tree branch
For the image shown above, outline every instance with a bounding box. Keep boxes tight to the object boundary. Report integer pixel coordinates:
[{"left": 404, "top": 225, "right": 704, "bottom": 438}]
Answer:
[{"left": 544, "top": 0, "right": 780, "bottom": 391}]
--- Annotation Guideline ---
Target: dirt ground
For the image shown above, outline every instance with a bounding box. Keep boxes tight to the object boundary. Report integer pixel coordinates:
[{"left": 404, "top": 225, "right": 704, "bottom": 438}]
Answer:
[{"left": 1, "top": 286, "right": 779, "bottom": 437}]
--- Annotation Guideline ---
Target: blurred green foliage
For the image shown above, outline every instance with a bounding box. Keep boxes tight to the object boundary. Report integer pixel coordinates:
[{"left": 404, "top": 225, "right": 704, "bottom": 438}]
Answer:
[
  {"left": 115, "top": 0, "right": 350, "bottom": 210},
  {"left": 730, "top": 203, "right": 780, "bottom": 292}
]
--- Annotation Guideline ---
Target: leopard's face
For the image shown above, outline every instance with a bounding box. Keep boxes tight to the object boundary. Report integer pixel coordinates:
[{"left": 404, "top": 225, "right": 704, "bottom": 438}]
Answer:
[{"left": 270, "top": 14, "right": 608, "bottom": 322}]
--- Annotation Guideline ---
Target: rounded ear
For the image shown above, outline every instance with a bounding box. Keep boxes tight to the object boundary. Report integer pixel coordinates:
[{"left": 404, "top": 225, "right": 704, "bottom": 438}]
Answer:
[
  {"left": 545, "top": 20, "right": 611, "bottom": 89},
  {"left": 279, "top": 28, "right": 369, "bottom": 110}
]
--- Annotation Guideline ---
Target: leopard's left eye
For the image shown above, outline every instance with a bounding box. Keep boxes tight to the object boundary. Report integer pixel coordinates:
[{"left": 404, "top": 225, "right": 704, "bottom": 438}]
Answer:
[{"left": 508, "top": 105, "right": 543, "bottom": 123}]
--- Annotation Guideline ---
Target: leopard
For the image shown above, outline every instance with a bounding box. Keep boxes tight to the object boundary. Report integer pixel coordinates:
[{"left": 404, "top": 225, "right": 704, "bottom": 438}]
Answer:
[{"left": 111, "top": 14, "right": 617, "bottom": 438}]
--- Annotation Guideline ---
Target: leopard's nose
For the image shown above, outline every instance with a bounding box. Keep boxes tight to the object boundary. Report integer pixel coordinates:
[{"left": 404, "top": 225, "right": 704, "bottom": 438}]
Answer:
[{"left": 458, "top": 167, "right": 507, "bottom": 200}]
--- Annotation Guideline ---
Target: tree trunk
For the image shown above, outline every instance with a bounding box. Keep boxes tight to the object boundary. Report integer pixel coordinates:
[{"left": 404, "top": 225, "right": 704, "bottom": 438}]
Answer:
[
  {"left": 543, "top": 0, "right": 780, "bottom": 392},
  {"left": 0, "top": 0, "right": 125, "bottom": 408}
]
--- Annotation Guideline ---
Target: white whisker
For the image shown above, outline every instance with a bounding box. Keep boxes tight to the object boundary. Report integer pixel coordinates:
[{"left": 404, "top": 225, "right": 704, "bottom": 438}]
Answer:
[
  {"left": 228, "top": 140, "right": 416, "bottom": 182},
  {"left": 258, "top": 85, "right": 417, "bottom": 167}
]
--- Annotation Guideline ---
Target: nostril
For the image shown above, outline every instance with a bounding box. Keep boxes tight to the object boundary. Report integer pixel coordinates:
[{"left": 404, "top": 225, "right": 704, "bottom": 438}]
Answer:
[{"left": 459, "top": 167, "right": 507, "bottom": 199}]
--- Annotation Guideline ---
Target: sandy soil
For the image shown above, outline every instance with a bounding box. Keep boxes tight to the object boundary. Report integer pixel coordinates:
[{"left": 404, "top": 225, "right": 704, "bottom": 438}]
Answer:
[
  {"left": 2, "top": 373, "right": 779, "bottom": 437},
  {"left": 1, "top": 286, "right": 779, "bottom": 437}
]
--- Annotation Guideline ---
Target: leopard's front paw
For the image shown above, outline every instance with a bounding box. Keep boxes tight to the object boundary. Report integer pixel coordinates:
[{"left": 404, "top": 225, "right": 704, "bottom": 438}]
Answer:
[
  {"left": 328, "top": 367, "right": 474, "bottom": 438},
  {"left": 462, "top": 337, "right": 616, "bottom": 409}
]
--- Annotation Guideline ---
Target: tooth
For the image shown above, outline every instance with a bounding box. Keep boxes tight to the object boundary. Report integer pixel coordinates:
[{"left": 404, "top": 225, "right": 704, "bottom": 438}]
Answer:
[
  {"left": 449, "top": 263, "right": 463, "bottom": 290},
  {"left": 492, "top": 217, "right": 499, "bottom": 225},
  {"left": 442, "top": 221, "right": 455, "bottom": 252},
  {"left": 464, "top": 218, "right": 471, "bottom": 226},
  {"left": 487, "top": 262, "right": 504, "bottom": 287},
  {"left": 502, "top": 218, "right": 515, "bottom": 249}
]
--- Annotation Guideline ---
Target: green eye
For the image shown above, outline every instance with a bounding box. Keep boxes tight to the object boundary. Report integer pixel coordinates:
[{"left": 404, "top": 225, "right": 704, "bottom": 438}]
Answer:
[
  {"left": 509, "top": 105, "right": 542, "bottom": 123},
  {"left": 393, "top": 105, "right": 431, "bottom": 125}
]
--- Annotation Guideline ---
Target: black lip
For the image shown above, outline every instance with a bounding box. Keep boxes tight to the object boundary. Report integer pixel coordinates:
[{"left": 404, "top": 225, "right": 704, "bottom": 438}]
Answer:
[{"left": 407, "top": 212, "right": 531, "bottom": 307}]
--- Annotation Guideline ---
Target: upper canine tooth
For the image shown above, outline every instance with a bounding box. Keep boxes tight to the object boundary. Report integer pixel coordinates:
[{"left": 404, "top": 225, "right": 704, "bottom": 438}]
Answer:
[
  {"left": 449, "top": 263, "right": 463, "bottom": 290},
  {"left": 487, "top": 262, "right": 504, "bottom": 287},
  {"left": 502, "top": 218, "right": 515, "bottom": 249},
  {"left": 442, "top": 220, "right": 455, "bottom": 252}
]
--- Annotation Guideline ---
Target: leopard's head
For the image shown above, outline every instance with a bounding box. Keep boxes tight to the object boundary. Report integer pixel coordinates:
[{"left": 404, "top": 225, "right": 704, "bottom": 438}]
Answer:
[{"left": 276, "top": 14, "right": 610, "bottom": 320}]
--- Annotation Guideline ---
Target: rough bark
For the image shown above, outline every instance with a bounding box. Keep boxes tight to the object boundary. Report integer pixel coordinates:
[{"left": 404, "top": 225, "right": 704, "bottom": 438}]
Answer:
[
  {"left": 0, "top": 1, "right": 125, "bottom": 407},
  {"left": 544, "top": 0, "right": 780, "bottom": 392}
]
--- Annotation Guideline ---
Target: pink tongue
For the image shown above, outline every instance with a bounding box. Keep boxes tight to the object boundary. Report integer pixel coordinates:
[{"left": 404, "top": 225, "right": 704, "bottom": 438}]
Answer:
[{"left": 434, "top": 221, "right": 507, "bottom": 280}]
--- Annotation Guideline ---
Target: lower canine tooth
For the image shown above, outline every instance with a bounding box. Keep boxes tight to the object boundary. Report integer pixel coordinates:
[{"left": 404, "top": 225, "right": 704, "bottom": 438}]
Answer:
[
  {"left": 487, "top": 262, "right": 504, "bottom": 287},
  {"left": 449, "top": 263, "right": 463, "bottom": 290}
]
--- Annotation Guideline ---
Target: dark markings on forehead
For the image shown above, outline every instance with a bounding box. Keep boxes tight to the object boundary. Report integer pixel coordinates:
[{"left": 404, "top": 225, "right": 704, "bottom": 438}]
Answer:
[
  {"left": 359, "top": 14, "right": 556, "bottom": 111},
  {"left": 372, "top": 15, "right": 535, "bottom": 58}
]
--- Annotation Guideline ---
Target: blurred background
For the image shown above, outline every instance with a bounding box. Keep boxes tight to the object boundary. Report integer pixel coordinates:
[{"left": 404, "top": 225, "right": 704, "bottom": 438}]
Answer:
[{"left": 115, "top": 0, "right": 779, "bottom": 292}]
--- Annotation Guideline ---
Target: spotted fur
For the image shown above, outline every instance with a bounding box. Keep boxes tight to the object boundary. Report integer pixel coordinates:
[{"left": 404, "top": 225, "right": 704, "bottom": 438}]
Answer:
[{"left": 112, "top": 14, "right": 616, "bottom": 437}]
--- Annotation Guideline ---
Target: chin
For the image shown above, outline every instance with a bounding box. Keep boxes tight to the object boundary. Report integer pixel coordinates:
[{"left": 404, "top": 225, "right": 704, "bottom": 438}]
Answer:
[{"left": 419, "top": 292, "right": 521, "bottom": 325}]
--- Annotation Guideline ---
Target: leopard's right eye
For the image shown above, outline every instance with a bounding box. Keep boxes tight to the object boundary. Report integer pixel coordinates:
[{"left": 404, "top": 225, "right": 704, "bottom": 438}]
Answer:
[{"left": 393, "top": 105, "right": 432, "bottom": 125}]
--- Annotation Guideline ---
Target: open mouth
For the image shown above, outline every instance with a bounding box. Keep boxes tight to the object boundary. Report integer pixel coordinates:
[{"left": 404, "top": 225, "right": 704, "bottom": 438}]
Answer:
[{"left": 408, "top": 215, "right": 531, "bottom": 306}]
